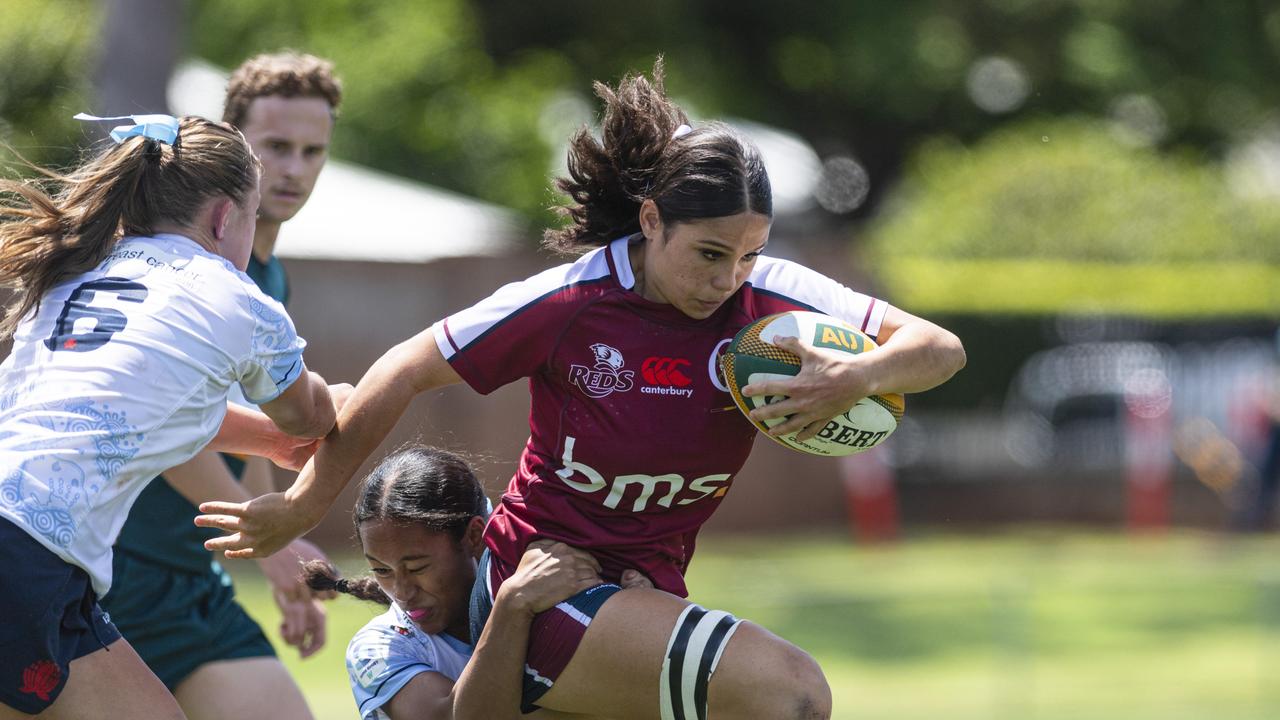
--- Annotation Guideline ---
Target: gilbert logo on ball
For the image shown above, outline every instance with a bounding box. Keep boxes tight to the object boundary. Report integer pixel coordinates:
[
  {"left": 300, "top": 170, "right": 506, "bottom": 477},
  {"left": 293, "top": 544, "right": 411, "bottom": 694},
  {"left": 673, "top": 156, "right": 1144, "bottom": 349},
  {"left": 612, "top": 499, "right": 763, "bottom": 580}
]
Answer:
[{"left": 720, "top": 311, "right": 904, "bottom": 457}]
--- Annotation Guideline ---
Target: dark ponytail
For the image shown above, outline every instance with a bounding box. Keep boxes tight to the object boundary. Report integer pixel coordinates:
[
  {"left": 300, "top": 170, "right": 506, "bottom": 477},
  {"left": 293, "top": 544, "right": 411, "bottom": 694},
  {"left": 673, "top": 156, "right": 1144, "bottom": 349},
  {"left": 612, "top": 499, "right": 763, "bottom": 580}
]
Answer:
[
  {"left": 303, "top": 560, "right": 392, "bottom": 606},
  {"left": 544, "top": 58, "right": 773, "bottom": 254}
]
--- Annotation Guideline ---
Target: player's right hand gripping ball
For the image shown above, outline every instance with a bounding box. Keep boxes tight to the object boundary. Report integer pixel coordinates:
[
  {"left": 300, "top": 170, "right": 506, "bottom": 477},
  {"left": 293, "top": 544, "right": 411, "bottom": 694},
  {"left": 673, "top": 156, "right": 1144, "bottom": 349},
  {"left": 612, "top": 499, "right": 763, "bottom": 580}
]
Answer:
[{"left": 720, "top": 311, "right": 904, "bottom": 457}]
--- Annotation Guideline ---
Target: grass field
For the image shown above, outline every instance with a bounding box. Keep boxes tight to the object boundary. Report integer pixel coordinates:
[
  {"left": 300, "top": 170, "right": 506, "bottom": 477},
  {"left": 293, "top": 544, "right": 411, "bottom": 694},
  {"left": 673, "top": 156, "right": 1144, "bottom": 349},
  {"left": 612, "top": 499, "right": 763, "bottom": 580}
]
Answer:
[{"left": 228, "top": 529, "right": 1280, "bottom": 719}]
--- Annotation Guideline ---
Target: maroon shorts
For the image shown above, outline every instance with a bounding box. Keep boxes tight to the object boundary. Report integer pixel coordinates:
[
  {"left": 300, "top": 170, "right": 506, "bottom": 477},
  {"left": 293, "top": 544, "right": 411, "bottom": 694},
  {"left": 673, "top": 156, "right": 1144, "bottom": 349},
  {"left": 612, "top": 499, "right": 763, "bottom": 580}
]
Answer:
[{"left": 469, "top": 549, "right": 621, "bottom": 713}]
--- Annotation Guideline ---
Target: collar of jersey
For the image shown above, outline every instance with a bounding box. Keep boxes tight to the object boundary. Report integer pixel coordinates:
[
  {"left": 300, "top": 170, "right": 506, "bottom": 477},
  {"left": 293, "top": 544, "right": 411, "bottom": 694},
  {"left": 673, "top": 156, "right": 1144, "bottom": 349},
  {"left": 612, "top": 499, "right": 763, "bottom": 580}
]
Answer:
[{"left": 608, "top": 235, "right": 638, "bottom": 289}]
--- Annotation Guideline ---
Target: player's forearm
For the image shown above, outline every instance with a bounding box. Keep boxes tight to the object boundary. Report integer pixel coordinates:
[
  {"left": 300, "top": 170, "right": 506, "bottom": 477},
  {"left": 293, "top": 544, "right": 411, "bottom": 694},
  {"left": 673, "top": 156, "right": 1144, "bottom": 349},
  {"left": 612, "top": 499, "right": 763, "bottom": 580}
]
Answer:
[
  {"left": 267, "top": 370, "right": 337, "bottom": 438},
  {"left": 449, "top": 590, "right": 537, "bottom": 720},
  {"left": 285, "top": 342, "right": 425, "bottom": 519},
  {"left": 209, "top": 403, "right": 291, "bottom": 456},
  {"left": 164, "top": 449, "right": 254, "bottom": 507},
  {"left": 239, "top": 455, "right": 280, "bottom": 497},
  {"left": 863, "top": 319, "right": 965, "bottom": 395}
]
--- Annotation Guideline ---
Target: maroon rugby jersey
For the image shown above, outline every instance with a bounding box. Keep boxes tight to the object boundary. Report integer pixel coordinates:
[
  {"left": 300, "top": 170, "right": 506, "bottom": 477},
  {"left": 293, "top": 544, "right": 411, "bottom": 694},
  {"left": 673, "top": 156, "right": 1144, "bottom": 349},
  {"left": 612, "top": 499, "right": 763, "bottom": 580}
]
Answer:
[{"left": 432, "top": 237, "right": 887, "bottom": 596}]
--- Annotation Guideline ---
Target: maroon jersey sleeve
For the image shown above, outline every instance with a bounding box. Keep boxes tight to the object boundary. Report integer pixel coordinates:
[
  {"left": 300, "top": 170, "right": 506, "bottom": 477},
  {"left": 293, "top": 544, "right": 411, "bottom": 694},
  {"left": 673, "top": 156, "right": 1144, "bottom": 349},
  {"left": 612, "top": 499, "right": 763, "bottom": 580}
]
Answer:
[{"left": 431, "top": 249, "right": 617, "bottom": 394}]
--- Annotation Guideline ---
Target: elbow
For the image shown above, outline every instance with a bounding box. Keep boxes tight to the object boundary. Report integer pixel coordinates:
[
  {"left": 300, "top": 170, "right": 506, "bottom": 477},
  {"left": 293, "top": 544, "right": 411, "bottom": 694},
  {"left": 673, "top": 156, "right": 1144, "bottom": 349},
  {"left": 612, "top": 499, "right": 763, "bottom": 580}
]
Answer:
[
  {"left": 270, "top": 377, "right": 337, "bottom": 439},
  {"left": 942, "top": 330, "right": 966, "bottom": 379},
  {"left": 271, "top": 406, "right": 334, "bottom": 439}
]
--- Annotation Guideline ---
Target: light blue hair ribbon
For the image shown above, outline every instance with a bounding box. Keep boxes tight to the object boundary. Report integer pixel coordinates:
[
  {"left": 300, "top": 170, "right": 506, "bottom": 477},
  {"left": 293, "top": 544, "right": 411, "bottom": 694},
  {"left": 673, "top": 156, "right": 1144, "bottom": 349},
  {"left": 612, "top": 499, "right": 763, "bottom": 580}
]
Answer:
[{"left": 73, "top": 112, "right": 180, "bottom": 145}]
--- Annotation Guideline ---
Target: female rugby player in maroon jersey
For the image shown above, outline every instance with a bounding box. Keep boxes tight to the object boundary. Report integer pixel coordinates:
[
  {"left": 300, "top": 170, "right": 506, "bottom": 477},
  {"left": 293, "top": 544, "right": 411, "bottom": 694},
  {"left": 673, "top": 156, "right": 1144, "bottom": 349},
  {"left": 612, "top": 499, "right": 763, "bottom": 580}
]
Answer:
[{"left": 199, "top": 61, "right": 965, "bottom": 720}]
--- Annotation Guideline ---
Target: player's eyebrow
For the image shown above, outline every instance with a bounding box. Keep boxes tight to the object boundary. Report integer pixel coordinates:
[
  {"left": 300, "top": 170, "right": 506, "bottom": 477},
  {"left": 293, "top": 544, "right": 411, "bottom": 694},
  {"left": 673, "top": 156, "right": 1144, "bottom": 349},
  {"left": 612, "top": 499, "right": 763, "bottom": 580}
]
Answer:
[
  {"left": 365, "top": 553, "right": 432, "bottom": 564},
  {"left": 697, "top": 239, "right": 768, "bottom": 255}
]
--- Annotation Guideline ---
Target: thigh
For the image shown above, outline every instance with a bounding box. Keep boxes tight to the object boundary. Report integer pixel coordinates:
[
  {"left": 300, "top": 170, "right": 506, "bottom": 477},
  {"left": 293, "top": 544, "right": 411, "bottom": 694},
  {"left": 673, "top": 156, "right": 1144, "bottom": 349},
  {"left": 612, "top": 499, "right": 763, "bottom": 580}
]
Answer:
[
  {"left": 106, "top": 556, "right": 276, "bottom": 690},
  {"left": 173, "top": 657, "right": 312, "bottom": 720},
  {"left": 1, "top": 638, "right": 186, "bottom": 720},
  {"left": 537, "top": 589, "right": 831, "bottom": 720}
]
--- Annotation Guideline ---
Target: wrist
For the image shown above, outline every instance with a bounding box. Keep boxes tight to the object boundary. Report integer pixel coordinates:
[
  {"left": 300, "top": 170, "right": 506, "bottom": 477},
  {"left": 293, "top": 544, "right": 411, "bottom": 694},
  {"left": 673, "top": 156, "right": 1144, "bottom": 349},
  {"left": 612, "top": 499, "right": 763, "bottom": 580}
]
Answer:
[
  {"left": 844, "top": 354, "right": 884, "bottom": 398},
  {"left": 282, "top": 484, "right": 326, "bottom": 531},
  {"left": 493, "top": 583, "right": 537, "bottom": 619}
]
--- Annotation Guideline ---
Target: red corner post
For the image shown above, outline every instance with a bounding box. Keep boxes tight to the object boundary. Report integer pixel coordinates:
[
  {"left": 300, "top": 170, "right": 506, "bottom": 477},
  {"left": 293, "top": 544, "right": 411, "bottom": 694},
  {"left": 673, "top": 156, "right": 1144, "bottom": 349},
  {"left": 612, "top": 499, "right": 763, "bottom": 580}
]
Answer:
[
  {"left": 840, "top": 444, "right": 899, "bottom": 543},
  {"left": 1124, "top": 369, "right": 1174, "bottom": 532}
]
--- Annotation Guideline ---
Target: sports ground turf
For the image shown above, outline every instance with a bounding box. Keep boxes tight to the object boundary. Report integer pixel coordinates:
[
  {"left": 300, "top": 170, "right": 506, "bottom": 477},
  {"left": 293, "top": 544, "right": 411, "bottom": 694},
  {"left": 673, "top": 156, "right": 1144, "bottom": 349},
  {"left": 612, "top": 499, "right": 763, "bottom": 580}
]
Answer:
[{"left": 229, "top": 529, "right": 1280, "bottom": 720}]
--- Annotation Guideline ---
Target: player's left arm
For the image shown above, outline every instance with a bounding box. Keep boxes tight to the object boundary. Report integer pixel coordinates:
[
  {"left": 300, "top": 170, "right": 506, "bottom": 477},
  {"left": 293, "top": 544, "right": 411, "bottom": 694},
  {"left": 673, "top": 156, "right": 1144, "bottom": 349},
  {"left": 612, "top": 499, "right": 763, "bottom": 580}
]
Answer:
[
  {"left": 207, "top": 403, "right": 322, "bottom": 471},
  {"left": 856, "top": 305, "right": 967, "bottom": 394},
  {"left": 745, "top": 306, "right": 965, "bottom": 441},
  {"left": 198, "top": 328, "right": 463, "bottom": 558}
]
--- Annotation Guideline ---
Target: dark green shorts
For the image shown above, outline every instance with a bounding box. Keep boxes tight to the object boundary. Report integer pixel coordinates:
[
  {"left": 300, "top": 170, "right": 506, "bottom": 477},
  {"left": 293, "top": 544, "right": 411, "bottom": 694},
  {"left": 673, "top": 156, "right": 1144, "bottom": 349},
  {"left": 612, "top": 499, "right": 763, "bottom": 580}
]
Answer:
[{"left": 101, "top": 550, "right": 276, "bottom": 690}]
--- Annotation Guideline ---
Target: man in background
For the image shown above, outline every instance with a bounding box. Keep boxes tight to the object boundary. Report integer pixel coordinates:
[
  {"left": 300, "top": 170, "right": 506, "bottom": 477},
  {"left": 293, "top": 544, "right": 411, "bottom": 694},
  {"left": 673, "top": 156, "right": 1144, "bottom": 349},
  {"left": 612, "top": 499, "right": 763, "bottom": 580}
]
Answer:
[{"left": 102, "top": 52, "right": 342, "bottom": 720}]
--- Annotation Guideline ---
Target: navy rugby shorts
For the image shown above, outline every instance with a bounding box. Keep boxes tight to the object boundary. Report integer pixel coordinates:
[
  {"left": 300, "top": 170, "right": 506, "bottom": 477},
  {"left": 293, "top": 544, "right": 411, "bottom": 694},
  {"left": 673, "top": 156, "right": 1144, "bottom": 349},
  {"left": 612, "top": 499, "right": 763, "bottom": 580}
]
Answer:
[{"left": 0, "top": 516, "right": 121, "bottom": 714}]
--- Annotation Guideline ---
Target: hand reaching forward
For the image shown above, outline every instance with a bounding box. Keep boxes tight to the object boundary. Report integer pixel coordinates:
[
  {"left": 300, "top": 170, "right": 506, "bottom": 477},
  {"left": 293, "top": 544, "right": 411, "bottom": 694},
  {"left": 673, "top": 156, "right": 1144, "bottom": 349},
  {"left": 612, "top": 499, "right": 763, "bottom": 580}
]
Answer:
[{"left": 196, "top": 490, "right": 314, "bottom": 559}]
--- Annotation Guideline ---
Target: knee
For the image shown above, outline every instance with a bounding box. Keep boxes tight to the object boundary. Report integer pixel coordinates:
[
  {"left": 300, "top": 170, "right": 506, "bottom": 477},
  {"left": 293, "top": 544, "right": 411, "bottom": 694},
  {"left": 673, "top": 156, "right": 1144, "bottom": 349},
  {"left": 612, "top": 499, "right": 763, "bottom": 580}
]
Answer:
[
  {"left": 715, "top": 624, "right": 831, "bottom": 719},
  {"left": 777, "top": 644, "right": 832, "bottom": 720}
]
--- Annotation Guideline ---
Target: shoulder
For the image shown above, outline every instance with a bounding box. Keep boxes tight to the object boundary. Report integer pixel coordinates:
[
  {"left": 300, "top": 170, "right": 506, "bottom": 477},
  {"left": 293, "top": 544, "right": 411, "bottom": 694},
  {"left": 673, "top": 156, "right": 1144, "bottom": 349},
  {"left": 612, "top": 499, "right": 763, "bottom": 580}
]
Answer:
[
  {"left": 747, "top": 254, "right": 829, "bottom": 290},
  {"left": 491, "top": 244, "right": 617, "bottom": 307},
  {"left": 741, "top": 254, "right": 888, "bottom": 333},
  {"left": 435, "top": 243, "right": 621, "bottom": 358},
  {"left": 347, "top": 608, "right": 429, "bottom": 654},
  {"left": 347, "top": 610, "right": 437, "bottom": 679}
]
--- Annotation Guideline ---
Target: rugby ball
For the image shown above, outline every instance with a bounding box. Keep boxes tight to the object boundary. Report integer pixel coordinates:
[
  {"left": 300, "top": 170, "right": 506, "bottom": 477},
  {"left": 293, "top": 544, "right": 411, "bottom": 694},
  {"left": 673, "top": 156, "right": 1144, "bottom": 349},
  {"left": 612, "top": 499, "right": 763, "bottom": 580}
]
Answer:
[{"left": 720, "top": 311, "right": 904, "bottom": 457}]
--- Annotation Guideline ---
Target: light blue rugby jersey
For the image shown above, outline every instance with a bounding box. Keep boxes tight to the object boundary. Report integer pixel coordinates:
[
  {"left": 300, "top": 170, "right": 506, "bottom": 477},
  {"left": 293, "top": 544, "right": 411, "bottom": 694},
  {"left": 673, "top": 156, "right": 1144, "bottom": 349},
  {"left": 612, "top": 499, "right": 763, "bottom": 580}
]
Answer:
[
  {"left": 347, "top": 603, "right": 473, "bottom": 720},
  {"left": 0, "top": 233, "right": 306, "bottom": 595}
]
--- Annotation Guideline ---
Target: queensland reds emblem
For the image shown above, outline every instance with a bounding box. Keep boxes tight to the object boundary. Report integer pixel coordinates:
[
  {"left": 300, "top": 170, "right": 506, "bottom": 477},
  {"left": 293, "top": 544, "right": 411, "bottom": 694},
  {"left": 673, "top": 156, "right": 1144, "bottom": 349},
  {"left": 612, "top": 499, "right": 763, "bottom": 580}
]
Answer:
[
  {"left": 569, "top": 343, "right": 635, "bottom": 398},
  {"left": 19, "top": 660, "right": 61, "bottom": 701}
]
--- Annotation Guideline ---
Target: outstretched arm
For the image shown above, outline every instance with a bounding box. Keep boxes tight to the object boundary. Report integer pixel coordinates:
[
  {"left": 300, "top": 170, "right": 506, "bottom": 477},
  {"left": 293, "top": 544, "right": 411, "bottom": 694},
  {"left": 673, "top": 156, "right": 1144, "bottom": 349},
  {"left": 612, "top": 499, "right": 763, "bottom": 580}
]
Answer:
[
  {"left": 208, "top": 403, "right": 320, "bottom": 470},
  {"left": 744, "top": 306, "right": 966, "bottom": 440},
  {"left": 198, "top": 328, "right": 462, "bottom": 558}
]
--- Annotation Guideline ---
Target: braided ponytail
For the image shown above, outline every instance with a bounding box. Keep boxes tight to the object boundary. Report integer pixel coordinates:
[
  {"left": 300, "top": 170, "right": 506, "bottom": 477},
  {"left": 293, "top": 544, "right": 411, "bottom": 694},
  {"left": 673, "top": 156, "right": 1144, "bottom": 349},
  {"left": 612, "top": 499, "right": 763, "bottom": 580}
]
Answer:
[{"left": 303, "top": 560, "right": 392, "bottom": 606}]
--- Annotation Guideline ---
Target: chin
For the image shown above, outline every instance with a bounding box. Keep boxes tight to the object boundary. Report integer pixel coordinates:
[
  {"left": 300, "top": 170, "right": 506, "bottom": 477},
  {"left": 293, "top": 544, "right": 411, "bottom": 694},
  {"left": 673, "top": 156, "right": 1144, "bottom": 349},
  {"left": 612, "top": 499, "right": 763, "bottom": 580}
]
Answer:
[
  {"left": 680, "top": 303, "right": 720, "bottom": 320},
  {"left": 413, "top": 618, "right": 445, "bottom": 635},
  {"left": 259, "top": 207, "right": 299, "bottom": 224}
]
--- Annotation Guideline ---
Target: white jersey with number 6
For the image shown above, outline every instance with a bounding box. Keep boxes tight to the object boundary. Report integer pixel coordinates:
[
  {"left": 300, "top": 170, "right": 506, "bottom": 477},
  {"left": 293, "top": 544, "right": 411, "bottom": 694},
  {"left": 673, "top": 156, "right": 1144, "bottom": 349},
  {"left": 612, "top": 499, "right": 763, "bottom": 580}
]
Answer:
[{"left": 0, "top": 233, "right": 306, "bottom": 595}]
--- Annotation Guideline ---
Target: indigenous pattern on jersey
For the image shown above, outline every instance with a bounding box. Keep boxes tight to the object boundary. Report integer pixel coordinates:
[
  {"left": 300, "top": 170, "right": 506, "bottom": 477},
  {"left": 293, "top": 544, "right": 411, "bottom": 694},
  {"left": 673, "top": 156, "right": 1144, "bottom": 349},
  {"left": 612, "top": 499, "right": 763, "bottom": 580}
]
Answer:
[
  {"left": 0, "top": 234, "right": 306, "bottom": 595},
  {"left": 113, "top": 252, "right": 292, "bottom": 574},
  {"left": 347, "top": 604, "right": 473, "bottom": 720},
  {"left": 434, "top": 236, "right": 887, "bottom": 596}
]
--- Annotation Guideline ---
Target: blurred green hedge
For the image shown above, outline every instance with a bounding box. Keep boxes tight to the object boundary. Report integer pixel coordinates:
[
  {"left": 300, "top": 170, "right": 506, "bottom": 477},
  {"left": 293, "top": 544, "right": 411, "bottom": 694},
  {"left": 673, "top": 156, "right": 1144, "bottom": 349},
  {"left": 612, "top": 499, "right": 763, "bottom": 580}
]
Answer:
[
  {"left": 867, "top": 120, "right": 1280, "bottom": 317},
  {"left": 0, "top": 1, "right": 95, "bottom": 171}
]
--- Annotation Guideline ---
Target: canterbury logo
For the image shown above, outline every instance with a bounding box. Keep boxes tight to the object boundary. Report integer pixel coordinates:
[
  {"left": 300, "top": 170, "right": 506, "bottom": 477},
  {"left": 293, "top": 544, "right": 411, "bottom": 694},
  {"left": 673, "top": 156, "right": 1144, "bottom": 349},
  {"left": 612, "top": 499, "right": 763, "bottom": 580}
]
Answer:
[{"left": 641, "top": 357, "right": 692, "bottom": 387}]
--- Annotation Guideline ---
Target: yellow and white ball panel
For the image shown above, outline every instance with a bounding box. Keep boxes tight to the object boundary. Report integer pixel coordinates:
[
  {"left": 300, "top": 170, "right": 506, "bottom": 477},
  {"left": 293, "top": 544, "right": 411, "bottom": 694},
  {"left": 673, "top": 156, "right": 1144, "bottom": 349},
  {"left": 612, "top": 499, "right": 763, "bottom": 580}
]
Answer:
[{"left": 722, "top": 311, "right": 904, "bottom": 457}]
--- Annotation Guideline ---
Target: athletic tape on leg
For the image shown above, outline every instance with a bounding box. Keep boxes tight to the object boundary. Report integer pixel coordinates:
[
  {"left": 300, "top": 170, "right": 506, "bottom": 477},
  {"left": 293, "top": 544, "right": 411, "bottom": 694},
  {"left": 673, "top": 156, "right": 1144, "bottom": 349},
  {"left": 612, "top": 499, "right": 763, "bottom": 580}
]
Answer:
[{"left": 659, "top": 604, "right": 742, "bottom": 720}]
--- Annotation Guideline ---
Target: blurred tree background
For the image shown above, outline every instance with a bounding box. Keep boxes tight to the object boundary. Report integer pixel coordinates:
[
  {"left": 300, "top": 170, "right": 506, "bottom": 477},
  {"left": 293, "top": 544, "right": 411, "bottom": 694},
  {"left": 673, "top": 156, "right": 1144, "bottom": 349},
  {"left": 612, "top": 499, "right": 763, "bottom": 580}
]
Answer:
[{"left": 3, "top": 0, "right": 1279, "bottom": 315}]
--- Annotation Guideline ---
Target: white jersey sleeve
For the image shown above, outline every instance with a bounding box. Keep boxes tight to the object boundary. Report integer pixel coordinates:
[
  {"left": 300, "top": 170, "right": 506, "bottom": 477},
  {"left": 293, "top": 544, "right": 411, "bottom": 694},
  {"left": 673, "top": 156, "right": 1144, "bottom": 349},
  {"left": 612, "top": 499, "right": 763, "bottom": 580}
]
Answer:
[
  {"left": 0, "top": 234, "right": 308, "bottom": 595},
  {"left": 346, "top": 605, "right": 473, "bottom": 720},
  {"left": 231, "top": 292, "right": 306, "bottom": 404},
  {"left": 747, "top": 255, "right": 889, "bottom": 339}
]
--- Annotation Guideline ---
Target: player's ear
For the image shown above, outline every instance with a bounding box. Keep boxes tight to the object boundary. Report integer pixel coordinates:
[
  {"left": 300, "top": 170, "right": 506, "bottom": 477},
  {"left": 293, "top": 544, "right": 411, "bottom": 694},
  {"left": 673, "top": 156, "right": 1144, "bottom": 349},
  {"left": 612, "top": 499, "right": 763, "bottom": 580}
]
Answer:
[
  {"left": 209, "top": 197, "right": 234, "bottom": 242},
  {"left": 462, "top": 515, "right": 485, "bottom": 558},
  {"left": 639, "top": 198, "right": 663, "bottom": 241}
]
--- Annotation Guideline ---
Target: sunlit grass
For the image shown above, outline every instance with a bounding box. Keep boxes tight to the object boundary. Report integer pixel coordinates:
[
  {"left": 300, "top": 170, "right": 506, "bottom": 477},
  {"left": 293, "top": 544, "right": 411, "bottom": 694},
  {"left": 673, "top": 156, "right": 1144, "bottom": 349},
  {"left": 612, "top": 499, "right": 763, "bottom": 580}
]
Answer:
[{"left": 229, "top": 529, "right": 1280, "bottom": 720}]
